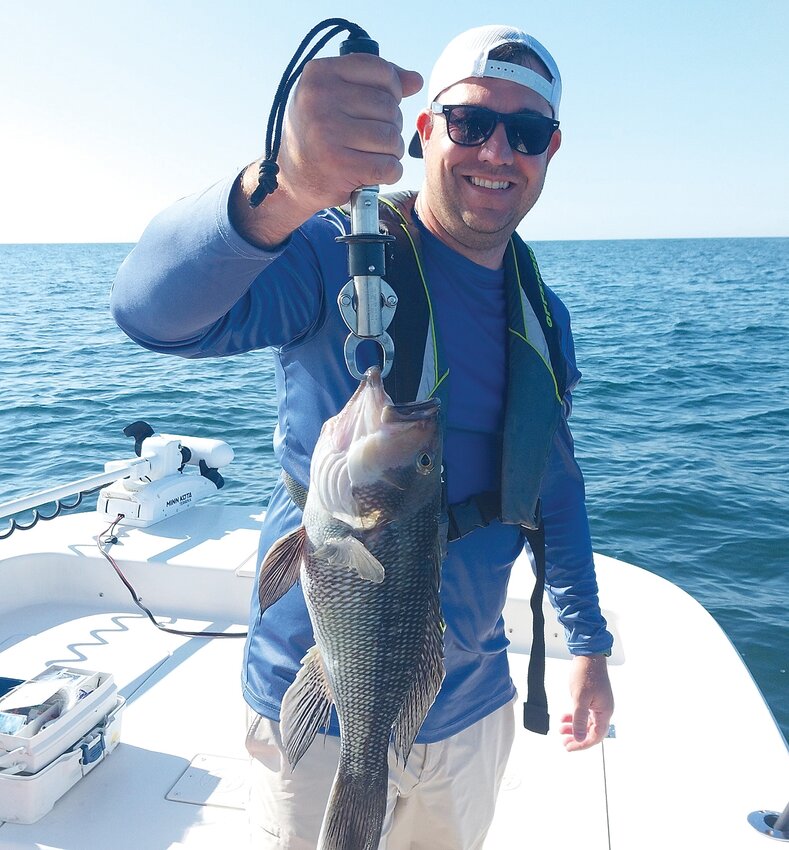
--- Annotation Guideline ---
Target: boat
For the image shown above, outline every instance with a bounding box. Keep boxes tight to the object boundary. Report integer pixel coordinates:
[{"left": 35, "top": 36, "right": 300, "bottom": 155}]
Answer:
[{"left": 0, "top": 427, "right": 787, "bottom": 849}]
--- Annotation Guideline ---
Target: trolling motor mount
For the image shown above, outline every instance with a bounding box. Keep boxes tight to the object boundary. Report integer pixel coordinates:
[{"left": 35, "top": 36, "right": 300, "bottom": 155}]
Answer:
[{"left": 97, "top": 422, "right": 234, "bottom": 527}]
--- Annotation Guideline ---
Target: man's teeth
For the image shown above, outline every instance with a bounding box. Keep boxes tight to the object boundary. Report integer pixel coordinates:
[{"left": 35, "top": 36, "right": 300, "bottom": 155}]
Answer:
[{"left": 469, "top": 177, "right": 511, "bottom": 189}]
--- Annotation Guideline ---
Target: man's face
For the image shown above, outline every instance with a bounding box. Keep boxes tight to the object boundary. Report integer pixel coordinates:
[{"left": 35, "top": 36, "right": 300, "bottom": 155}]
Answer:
[{"left": 416, "top": 76, "right": 561, "bottom": 266}]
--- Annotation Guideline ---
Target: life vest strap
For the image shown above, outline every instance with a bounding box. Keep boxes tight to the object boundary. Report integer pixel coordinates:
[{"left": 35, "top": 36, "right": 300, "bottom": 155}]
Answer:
[
  {"left": 446, "top": 491, "right": 500, "bottom": 542},
  {"left": 522, "top": 522, "right": 550, "bottom": 734},
  {"left": 446, "top": 492, "right": 550, "bottom": 735}
]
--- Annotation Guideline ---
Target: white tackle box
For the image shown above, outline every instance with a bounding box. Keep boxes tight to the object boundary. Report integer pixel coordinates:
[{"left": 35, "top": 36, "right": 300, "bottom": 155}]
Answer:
[{"left": 0, "top": 666, "right": 124, "bottom": 824}]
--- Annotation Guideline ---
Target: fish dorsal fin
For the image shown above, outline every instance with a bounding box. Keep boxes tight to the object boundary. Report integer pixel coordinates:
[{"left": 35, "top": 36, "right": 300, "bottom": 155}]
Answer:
[
  {"left": 258, "top": 525, "right": 307, "bottom": 612},
  {"left": 313, "top": 536, "right": 385, "bottom": 583},
  {"left": 280, "top": 644, "right": 334, "bottom": 768}
]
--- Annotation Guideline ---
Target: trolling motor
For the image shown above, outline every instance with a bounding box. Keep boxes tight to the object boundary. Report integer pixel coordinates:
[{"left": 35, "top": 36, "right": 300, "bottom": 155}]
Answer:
[
  {"left": 0, "top": 423, "right": 234, "bottom": 537},
  {"left": 248, "top": 18, "right": 398, "bottom": 379},
  {"left": 97, "top": 421, "right": 234, "bottom": 527}
]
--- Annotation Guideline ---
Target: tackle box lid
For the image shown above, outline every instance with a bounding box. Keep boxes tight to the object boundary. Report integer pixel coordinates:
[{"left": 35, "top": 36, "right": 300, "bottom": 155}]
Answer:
[{"left": 0, "top": 665, "right": 118, "bottom": 775}]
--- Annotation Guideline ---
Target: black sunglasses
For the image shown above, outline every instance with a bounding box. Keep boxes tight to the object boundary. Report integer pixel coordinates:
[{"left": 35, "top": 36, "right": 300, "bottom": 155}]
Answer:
[{"left": 431, "top": 103, "right": 559, "bottom": 156}]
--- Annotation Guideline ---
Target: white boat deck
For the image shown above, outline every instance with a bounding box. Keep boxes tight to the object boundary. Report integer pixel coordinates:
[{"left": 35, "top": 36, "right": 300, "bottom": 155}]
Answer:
[{"left": 0, "top": 507, "right": 786, "bottom": 849}]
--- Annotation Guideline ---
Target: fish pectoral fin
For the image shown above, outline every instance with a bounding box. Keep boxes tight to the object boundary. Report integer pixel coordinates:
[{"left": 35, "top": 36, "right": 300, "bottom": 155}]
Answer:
[
  {"left": 258, "top": 526, "right": 307, "bottom": 613},
  {"left": 313, "top": 536, "right": 385, "bottom": 583},
  {"left": 280, "top": 644, "right": 334, "bottom": 769}
]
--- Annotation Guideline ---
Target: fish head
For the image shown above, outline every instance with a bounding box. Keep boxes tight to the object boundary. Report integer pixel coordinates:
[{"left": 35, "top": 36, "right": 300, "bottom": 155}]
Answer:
[{"left": 311, "top": 367, "right": 442, "bottom": 529}]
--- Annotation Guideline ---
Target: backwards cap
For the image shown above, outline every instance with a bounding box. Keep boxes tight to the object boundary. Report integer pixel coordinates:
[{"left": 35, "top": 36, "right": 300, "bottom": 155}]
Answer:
[{"left": 409, "top": 24, "right": 562, "bottom": 158}]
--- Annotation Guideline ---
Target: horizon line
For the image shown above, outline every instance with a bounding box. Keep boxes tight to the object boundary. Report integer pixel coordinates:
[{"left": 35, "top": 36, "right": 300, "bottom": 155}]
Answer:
[{"left": 2, "top": 234, "right": 788, "bottom": 247}]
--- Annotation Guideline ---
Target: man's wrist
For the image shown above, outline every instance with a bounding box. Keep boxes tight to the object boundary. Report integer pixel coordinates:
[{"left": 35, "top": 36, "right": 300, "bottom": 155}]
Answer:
[{"left": 229, "top": 161, "right": 313, "bottom": 250}]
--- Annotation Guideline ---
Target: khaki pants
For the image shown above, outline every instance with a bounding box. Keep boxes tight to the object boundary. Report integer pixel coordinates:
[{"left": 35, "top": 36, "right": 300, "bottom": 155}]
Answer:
[{"left": 245, "top": 699, "right": 515, "bottom": 850}]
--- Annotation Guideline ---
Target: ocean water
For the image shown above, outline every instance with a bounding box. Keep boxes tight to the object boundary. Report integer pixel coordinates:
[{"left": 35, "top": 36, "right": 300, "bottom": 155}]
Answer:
[{"left": 1, "top": 239, "right": 787, "bottom": 742}]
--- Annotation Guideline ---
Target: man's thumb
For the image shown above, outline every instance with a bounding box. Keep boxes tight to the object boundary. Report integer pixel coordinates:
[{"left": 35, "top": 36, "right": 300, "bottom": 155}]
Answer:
[{"left": 573, "top": 705, "right": 589, "bottom": 742}]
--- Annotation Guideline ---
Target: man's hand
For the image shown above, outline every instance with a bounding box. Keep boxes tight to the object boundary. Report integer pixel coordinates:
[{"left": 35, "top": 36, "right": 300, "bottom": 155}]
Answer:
[
  {"left": 232, "top": 54, "right": 422, "bottom": 248},
  {"left": 560, "top": 654, "right": 614, "bottom": 752},
  {"left": 280, "top": 54, "right": 422, "bottom": 209}
]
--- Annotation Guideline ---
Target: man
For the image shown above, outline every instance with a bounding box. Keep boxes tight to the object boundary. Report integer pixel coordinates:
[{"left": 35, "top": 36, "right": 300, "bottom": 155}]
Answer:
[{"left": 111, "top": 24, "right": 614, "bottom": 850}]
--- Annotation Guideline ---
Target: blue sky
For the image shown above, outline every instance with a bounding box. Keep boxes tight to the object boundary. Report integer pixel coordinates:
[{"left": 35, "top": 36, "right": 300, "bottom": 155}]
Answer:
[{"left": 2, "top": 1, "right": 787, "bottom": 242}]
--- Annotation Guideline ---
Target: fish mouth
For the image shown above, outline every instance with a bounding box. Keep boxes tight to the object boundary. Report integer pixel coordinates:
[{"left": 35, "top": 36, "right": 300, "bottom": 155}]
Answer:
[
  {"left": 362, "top": 366, "right": 440, "bottom": 423},
  {"left": 382, "top": 398, "right": 440, "bottom": 423},
  {"left": 363, "top": 365, "right": 384, "bottom": 386}
]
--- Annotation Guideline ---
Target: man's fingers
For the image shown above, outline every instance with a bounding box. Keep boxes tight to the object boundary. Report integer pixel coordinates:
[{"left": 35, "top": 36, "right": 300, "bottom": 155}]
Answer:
[
  {"left": 346, "top": 56, "right": 423, "bottom": 100},
  {"left": 327, "top": 55, "right": 422, "bottom": 102},
  {"left": 333, "top": 149, "right": 405, "bottom": 190},
  {"left": 573, "top": 705, "right": 590, "bottom": 742},
  {"left": 560, "top": 710, "right": 610, "bottom": 752},
  {"left": 393, "top": 65, "right": 424, "bottom": 99},
  {"left": 333, "top": 118, "right": 406, "bottom": 158}
]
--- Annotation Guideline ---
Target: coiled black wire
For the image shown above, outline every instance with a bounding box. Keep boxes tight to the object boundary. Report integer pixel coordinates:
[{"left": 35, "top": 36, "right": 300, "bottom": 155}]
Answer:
[
  {"left": 97, "top": 515, "right": 248, "bottom": 639},
  {"left": 249, "top": 17, "right": 371, "bottom": 207},
  {"left": 2, "top": 501, "right": 248, "bottom": 638}
]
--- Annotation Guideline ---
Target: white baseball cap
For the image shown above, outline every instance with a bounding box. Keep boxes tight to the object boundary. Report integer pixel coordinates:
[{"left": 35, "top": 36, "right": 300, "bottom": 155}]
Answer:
[{"left": 409, "top": 24, "right": 562, "bottom": 158}]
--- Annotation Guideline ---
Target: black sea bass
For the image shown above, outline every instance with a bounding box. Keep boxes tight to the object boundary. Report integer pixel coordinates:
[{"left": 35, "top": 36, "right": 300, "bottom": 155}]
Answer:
[{"left": 258, "top": 366, "right": 445, "bottom": 850}]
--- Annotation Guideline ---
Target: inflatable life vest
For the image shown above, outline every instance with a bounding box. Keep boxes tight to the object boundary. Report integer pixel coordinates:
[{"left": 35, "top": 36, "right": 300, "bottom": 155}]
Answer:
[
  {"left": 352, "top": 191, "right": 568, "bottom": 535},
  {"left": 334, "top": 192, "right": 569, "bottom": 733}
]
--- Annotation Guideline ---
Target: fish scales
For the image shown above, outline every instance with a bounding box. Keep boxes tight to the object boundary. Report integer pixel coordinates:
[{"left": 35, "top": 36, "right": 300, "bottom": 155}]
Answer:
[{"left": 304, "top": 492, "right": 441, "bottom": 759}]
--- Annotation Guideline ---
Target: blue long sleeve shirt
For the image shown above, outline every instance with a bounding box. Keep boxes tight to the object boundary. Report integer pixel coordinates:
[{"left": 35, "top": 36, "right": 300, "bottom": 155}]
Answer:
[{"left": 110, "top": 175, "right": 613, "bottom": 741}]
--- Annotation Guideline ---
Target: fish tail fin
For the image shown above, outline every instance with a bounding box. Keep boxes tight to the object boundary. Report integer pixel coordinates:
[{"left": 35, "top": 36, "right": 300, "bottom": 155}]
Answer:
[{"left": 318, "top": 763, "right": 388, "bottom": 850}]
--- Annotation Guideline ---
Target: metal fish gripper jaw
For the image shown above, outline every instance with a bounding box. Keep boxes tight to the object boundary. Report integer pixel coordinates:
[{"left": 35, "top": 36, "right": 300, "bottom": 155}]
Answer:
[{"left": 336, "top": 187, "right": 397, "bottom": 380}]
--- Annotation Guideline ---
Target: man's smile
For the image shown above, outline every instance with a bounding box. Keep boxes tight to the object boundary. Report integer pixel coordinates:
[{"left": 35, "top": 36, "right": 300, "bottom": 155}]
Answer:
[{"left": 466, "top": 176, "right": 513, "bottom": 190}]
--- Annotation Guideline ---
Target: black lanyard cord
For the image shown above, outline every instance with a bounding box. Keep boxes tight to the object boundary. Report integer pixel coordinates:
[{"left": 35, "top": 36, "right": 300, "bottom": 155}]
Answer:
[{"left": 250, "top": 18, "right": 373, "bottom": 208}]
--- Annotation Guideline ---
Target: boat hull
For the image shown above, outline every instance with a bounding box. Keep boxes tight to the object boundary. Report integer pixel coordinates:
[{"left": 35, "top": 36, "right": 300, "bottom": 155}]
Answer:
[{"left": 0, "top": 508, "right": 786, "bottom": 848}]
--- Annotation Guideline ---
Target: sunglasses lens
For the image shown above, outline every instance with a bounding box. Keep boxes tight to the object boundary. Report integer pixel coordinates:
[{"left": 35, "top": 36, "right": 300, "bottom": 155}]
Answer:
[
  {"left": 508, "top": 115, "right": 557, "bottom": 154},
  {"left": 446, "top": 106, "right": 497, "bottom": 146},
  {"left": 441, "top": 105, "right": 557, "bottom": 155}
]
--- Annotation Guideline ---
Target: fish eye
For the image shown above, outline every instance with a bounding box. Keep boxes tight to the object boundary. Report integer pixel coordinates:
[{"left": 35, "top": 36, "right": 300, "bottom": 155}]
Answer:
[{"left": 416, "top": 452, "right": 434, "bottom": 474}]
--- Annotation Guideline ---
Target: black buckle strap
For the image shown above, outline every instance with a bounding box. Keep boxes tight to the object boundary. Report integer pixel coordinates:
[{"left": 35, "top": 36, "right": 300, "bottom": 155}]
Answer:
[
  {"left": 445, "top": 491, "right": 549, "bottom": 734},
  {"left": 522, "top": 521, "right": 549, "bottom": 734},
  {"left": 446, "top": 491, "right": 500, "bottom": 542}
]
